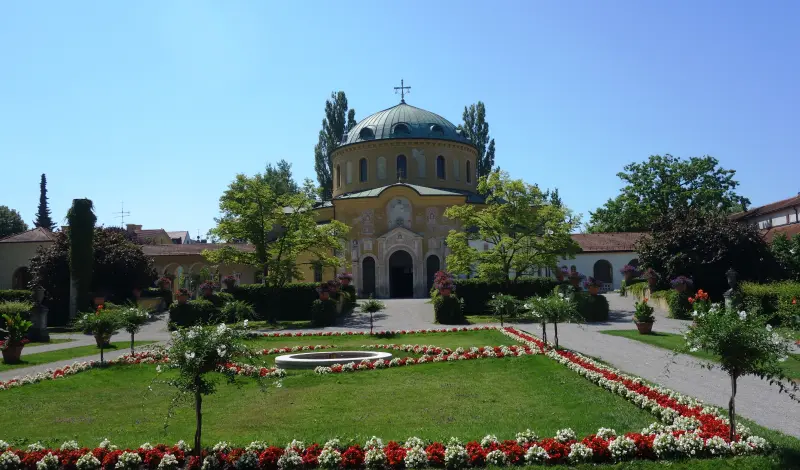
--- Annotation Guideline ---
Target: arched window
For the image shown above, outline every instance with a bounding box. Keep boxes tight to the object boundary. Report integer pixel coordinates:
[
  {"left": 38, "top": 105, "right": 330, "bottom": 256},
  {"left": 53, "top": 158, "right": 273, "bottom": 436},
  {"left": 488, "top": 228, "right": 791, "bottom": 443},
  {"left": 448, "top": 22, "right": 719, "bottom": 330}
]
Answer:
[
  {"left": 436, "top": 156, "right": 446, "bottom": 180},
  {"left": 335, "top": 165, "right": 341, "bottom": 188},
  {"left": 396, "top": 155, "right": 407, "bottom": 180},
  {"left": 359, "top": 158, "right": 368, "bottom": 183},
  {"left": 466, "top": 161, "right": 472, "bottom": 183}
]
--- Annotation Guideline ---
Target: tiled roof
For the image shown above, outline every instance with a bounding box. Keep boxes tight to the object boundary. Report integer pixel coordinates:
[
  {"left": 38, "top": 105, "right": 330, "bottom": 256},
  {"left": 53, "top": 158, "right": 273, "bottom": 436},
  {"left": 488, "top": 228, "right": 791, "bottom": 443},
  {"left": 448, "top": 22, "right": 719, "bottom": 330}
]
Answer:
[
  {"left": 730, "top": 195, "right": 800, "bottom": 221},
  {"left": 142, "top": 243, "right": 254, "bottom": 256},
  {"left": 335, "top": 183, "right": 486, "bottom": 203},
  {"left": 762, "top": 223, "right": 800, "bottom": 243},
  {"left": 0, "top": 227, "right": 57, "bottom": 243},
  {"left": 571, "top": 232, "right": 646, "bottom": 253}
]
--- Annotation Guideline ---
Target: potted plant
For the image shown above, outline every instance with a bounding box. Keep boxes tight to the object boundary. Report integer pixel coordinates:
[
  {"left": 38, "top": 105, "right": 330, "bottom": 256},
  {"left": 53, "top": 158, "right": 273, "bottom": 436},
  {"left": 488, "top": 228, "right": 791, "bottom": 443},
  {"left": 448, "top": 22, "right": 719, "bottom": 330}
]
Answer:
[
  {"left": 671, "top": 275, "right": 693, "bottom": 293},
  {"left": 433, "top": 271, "right": 456, "bottom": 297},
  {"left": 556, "top": 266, "right": 568, "bottom": 282},
  {"left": 157, "top": 276, "right": 172, "bottom": 290},
  {"left": 337, "top": 272, "right": 354, "bottom": 286},
  {"left": 644, "top": 268, "right": 658, "bottom": 290},
  {"left": 121, "top": 306, "right": 149, "bottom": 355},
  {"left": 327, "top": 279, "right": 340, "bottom": 295},
  {"left": 568, "top": 271, "right": 585, "bottom": 289},
  {"left": 222, "top": 275, "right": 237, "bottom": 290},
  {"left": 584, "top": 277, "right": 602, "bottom": 295},
  {"left": 91, "top": 291, "right": 106, "bottom": 307},
  {"left": 199, "top": 281, "right": 216, "bottom": 298},
  {"left": 633, "top": 298, "right": 655, "bottom": 334},
  {"left": 0, "top": 301, "right": 34, "bottom": 364},
  {"left": 317, "top": 283, "right": 331, "bottom": 301},
  {"left": 177, "top": 288, "right": 190, "bottom": 305},
  {"left": 620, "top": 265, "right": 639, "bottom": 282},
  {"left": 73, "top": 305, "right": 121, "bottom": 363}
]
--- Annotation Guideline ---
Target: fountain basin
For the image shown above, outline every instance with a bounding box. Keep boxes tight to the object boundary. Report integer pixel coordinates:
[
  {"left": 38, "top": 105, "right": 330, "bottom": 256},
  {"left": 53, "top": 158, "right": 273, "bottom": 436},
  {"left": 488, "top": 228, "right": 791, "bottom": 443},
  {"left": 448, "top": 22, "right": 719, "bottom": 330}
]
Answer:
[{"left": 275, "top": 351, "right": 393, "bottom": 369}]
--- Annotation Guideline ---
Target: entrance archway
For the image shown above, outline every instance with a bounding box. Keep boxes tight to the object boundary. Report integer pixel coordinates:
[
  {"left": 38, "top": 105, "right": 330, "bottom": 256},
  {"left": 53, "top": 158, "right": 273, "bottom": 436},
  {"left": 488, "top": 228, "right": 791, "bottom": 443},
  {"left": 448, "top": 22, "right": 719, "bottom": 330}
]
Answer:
[
  {"left": 593, "top": 259, "right": 613, "bottom": 286},
  {"left": 426, "top": 255, "right": 440, "bottom": 292},
  {"left": 389, "top": 250, "right": 414, "bottom": 298},
  {"left": 11, "top": 267, "right": 31, "bottom": 290},
  {"left": 362, "top": 257, "right": 376, "bottom": 298}
]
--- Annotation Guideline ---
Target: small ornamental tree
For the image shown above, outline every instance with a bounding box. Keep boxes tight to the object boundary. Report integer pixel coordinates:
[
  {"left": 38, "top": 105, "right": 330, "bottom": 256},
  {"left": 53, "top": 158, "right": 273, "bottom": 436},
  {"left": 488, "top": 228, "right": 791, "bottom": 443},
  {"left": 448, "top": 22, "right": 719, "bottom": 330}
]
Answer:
[
  {"left": 159, "top": 323, "right": 269, "bottom": 456},
  {"left": 487, "top": 294, "right": 520, "bottom": 327},
  {"left": 524, "top": 297, "right": 549, "bottom": 343},
  {"left": 530, "top": 292, "right": 580, "bottom": 349},
  {"left": 120, "top": 306, "right": 149, "bottom": 354},
  {"left": 359, "top": 297, "right": 386, "bottom": 335},
  {"left": 683, "top": 304, "right": 799, "bottom": 440},
  {"left": 73, "top": 306, "right": 121, "bottom": 364}
]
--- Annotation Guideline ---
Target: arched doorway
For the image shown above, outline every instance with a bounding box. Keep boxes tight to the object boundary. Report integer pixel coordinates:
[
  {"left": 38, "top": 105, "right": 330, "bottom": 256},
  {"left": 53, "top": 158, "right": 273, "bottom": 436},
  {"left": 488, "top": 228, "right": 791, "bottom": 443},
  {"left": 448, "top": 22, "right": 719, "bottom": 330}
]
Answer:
[
  {"left": 11, "top": 267, "right": 31, "bottom": 290},
  {"left": 389, "top": 250, "right": 414, "bottom": 298},
  {"left": 628, "top": 258, "right": 640, "bottom": 268},
  {"left": 362, "top": 257, "right": 376, "bottom": 298},
  {"left": 593, "top": 260, "right": 613, "bottom": 288},
  {"left": 426, "top": 255, "right": 440, "bottom": 292}
]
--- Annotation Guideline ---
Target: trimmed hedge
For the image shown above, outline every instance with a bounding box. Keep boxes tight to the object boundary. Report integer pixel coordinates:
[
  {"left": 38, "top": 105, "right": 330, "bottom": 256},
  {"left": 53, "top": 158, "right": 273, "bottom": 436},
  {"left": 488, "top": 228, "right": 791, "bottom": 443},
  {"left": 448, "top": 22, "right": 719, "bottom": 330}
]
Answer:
[
  {"left": 664, "top": 290, "right": 692, "bottom": 319},
  {"left": 230, "top": 283, "right": 319, "bottom": 321},
  {"left": 741, "top": 281, "right": 800, "bottom": 327},
  {"left": 168, "top": 300, "right": 218, "bottom": 328},
  {"left": 454, "top": 278, "right": 562, "bottom": 315},
  {"left": 574, "top": 293, "right": 610, "bottom": 322},
  {"left": 0, "top": 290, "right": 33, "bottom": 302},
  {"left": 311, "top": 299, "right": 337, "bottom": 327},
  {"left": 434, "top": 295, "right": 465, "bottom": 324}
]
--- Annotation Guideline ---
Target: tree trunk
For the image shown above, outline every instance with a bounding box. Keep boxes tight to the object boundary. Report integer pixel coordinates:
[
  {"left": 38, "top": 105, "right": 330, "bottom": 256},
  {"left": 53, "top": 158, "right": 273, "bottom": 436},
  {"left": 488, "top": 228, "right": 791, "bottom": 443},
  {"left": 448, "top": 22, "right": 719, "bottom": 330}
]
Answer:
[
  {"left": 500, "top": 311, "right": 504, "bottom": 327},
  {"left": 553, "top": 322, "right": 559, "bottom": 349},
  {"left": 100, "top": 344, "right": 104, "bottom": 364},
  {"left": 130, "top": 333, "right": 135, "bottom": 355},
  {"left": 541, "top": 322, "right": 547, "bottom": 343},
  {"left": 369, "top": 312, "right": 373, "bottom": 336},
  {"left": 729, "top": 373, "right": 738, "bottom": 441},
  {"left": 194, "top": 376, "right": 203, "bottom": 456}
]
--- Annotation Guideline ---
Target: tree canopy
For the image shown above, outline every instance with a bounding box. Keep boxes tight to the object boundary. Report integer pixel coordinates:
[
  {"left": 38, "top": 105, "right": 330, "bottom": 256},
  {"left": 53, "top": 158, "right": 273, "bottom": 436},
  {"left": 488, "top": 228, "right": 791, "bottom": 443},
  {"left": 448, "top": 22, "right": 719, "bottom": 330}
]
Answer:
[
  {"left": 34, "top": 173, "right": 56, "bottom": 231},
  {"left": 314, "top": 91, "right": 356, "bottom": 200},
  {"left": 0, "top": 205, "right": 28, "bottom": 239},
  {"left": 458, "top": 101, "right": 496, "bottom": 179},
  {"left": 206, "top": 171, "right": 349, "bottom": 287},
  {"left": 771, "top": 232, "right": 800, "bottom": 281},
  {"left": 264, "top": 159, "right": 300, "bottom": 197},
  {"left": 444, "top": 170, "right": 580, "bottom": 283},
  {"left": 636, "top": 208, "right": 778, "bottom": 298},
  {"left": 588, "top": 154, "right": 748, "bottom": 233}
]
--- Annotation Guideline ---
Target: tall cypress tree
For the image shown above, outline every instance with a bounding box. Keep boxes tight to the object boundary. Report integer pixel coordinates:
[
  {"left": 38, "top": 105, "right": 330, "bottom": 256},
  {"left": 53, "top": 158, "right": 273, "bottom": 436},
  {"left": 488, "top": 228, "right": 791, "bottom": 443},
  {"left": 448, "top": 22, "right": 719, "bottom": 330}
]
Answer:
[
  {"left": 314, "top": 91, "right": 356, "bottom": 200},
  {"left": 34, "top": 174, "right": 56, "bottom": 231},
  {"left": 458, "top": 102, "right": 496, "bottom": 179},
  {"left": 67, "top": 199, "right": 96, "bottom": 318}
]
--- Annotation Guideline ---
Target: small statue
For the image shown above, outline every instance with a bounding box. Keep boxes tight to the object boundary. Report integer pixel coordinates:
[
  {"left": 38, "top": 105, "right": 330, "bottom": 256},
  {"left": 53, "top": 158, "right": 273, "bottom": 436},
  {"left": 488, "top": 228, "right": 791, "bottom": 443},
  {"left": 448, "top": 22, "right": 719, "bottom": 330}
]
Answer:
[{"left": 724, "top": 268, "right": 740, "bottom": 310}]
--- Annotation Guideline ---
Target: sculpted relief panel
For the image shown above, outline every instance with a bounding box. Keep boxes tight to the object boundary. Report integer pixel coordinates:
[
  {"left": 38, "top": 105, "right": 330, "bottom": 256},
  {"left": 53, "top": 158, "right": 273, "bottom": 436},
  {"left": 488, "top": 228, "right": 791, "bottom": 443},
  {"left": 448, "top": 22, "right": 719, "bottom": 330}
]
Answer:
[
  {"left": 412, "top": 148, "right": 426, "bottom": 178},
  {"left": 387, "top": 197, "right": 412, "bottom": 230}
]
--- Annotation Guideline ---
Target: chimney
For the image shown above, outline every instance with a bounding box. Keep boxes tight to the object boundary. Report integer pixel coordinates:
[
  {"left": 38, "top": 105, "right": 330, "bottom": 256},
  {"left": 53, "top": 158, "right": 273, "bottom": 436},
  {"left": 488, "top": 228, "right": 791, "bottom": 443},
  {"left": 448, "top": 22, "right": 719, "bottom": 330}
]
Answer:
[{"left": 126, "top": 224, "right": 142, "bottom": 233}]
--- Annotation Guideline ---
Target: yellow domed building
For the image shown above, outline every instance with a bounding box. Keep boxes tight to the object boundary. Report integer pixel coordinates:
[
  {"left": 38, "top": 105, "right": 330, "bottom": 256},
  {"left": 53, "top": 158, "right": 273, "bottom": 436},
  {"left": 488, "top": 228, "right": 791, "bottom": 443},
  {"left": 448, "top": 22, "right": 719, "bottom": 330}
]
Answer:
[{"left": 312, "top": 98, "right": 486, "bottom": 298}]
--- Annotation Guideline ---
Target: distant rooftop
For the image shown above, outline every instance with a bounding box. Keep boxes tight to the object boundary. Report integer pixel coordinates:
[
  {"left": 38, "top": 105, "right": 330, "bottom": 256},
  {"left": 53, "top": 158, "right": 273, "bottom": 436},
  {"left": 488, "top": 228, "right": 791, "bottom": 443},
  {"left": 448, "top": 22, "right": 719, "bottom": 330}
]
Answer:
[
  {"left": 0, "top": 227, "right": 56, "bottom": 243},
  {"left": 730, "top": 194, "right": 800, "bottom": 221}
]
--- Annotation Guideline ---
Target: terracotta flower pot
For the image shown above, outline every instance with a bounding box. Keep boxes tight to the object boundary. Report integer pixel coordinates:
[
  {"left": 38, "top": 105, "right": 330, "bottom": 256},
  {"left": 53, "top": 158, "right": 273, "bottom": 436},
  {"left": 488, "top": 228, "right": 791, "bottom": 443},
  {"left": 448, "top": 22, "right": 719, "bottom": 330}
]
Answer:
[
  {"left": 177, "top": 294, "right": 189, "bottom": 305},
  {"left": 635, "top": 321, "right": 653, "bottom": 334},
  {"left": 440, "top": 288, "right": 452, "bottom": 297},
  {"left": 624, "top": 272, "right": 634, "bottom": 282},
  {"left": 202, "top": 288, "right": 213, "bottom": 297},
  {"left": 340, "top": 278, "right": 351, "bottom": 286},
  {"left": 319, "top": 292, "right": 330, "bottom": 301},
  {"left": 569, "top": 277, "right": 580, "bottom": 288},
  {"left": 95, "top": 334, "right": 112, "bottom": 348},
  {"left": 588, "top": 286, "right": 600, "bottom": 296},
  {"left": 647, "top": 278, "right": 657, "bottom": 290},
  {"left": 1, "top": 344, "right": 24, "bottom": 364},
  {"left": 93, "top": 296, "right": 105, "bottom": 307},
  {"left": 556, "top": 273, "right": 564, "bottom": 282}
]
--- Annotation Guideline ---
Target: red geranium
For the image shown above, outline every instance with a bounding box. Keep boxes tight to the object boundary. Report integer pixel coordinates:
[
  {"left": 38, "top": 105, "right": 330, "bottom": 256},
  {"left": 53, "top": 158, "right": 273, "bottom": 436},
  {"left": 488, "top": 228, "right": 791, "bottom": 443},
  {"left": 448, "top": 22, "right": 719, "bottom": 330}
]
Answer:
[
  {"left": 258, "top": 447, "right": 284, "bottom": 470},
  {"left": 425, "top": 442, "right": 445, "bottom": 467},
  {"left": 340, "top": 446, "right": 364, "bottom": 469},
  {"left": 384, "top": 442, "right": 406, "bottom": 469}
]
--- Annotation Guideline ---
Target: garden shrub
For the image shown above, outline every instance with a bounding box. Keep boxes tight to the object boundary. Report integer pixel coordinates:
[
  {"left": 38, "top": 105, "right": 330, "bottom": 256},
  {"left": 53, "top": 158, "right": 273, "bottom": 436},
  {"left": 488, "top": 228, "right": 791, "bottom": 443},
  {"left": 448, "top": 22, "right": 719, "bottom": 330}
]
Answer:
[
  {"left": 625, "top": 282, "right": 649, "bottom": 298},
  {"left": 0, "top": 290, "right": 32, "bottom": 302},
  {"left": 141, "top": 288, "right": 173, "bottom": 308},
  {"left": 311, "top": 299, "right": 337, "bottom": 327},
  {"left": 740, "top": 281, "right": 800, "bottom": 327},
  {"left": 230, "top": 283, "right": 318, "bottom": 321},
  {"left": 168, "top": 300, "right": 218, "bottom": 328},
  {"left": 665, "top": 290, "right": 693, "bottom": 319},
  {"left": 454, "top": 278, "right": 561, "bottom": 315},
  {"left": 218, "top": 300, "right": 255, "bottom": 324},
  {"left": 433, "top": 295, "right": 464, "bottom": 324},
  {"left": 574, "top": 293, "right": 609, "bottom": 322},
  {"left": 341, "top": 284, "right": 357, "bottom": 306}
]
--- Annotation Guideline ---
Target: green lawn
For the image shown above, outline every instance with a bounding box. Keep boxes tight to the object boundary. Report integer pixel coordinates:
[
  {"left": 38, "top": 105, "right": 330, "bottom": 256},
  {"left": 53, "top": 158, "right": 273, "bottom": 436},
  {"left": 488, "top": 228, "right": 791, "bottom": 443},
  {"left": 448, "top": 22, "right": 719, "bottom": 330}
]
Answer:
[
  {"left": 466, "top": 314, "right": 536, "bottom": 325},
  {"left": 0, "top": 341, "right": 156, "bottom": 371},
  {"left": 241, "top": 320, "right": 312, "bottom": 330},
  {"left": 25, "top": 338, "right": 74, "bottom": 347},
  {"left": 601, "top": 329, "right": 800, "bottom": 380}
]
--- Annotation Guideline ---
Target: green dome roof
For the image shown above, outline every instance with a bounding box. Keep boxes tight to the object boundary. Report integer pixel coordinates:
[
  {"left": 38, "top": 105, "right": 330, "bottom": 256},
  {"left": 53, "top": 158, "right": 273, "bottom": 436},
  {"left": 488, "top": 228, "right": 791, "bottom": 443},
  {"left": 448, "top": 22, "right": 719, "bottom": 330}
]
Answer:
[{"left": 340, "top": 102, "right": 473, "bottom": 147}]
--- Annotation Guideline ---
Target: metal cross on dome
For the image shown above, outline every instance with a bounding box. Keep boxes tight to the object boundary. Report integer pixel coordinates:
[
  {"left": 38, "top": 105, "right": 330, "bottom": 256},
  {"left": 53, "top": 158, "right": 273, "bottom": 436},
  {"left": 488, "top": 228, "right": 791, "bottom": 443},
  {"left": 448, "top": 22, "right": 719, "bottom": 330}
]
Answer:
[{"left": 394, "top": 79, "right": 411, "bottom": 103}]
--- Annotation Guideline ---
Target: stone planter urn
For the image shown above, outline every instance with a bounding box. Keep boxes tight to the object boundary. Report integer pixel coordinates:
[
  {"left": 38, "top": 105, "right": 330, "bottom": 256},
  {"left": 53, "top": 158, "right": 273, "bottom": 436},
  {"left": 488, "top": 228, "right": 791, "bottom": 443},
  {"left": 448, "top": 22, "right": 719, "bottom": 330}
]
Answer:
[
  {"left": 588, "top": 285, "right": 600, "bottom": 296},
  {"left": 94, "top": 334, "right": 112, "bottom": 348},
  {"left": 1, "top": 344, "right": 24, "bottom": 364},
  {"left": 635, "top": 321, "right": 653, "bottom": 334}
]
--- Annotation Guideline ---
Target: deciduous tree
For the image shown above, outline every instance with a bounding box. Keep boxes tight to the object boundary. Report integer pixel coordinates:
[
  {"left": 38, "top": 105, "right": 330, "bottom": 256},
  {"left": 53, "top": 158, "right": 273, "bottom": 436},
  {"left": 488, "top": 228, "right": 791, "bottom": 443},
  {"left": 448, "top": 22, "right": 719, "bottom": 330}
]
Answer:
[
  {"left": 458, "top": 101, "right": 496, "bottom": 178},
  {"left": 314, "top": 91, "right": 356, "bottom": 200},
  {"left": 588, "top": 154, "right": 748, "bottom": 232},
  {"left": 445, "top": 170, "right": 580, "bottom": 283},
  {"left": 0, "top": 206, "right": 28, "bottom": 239}
]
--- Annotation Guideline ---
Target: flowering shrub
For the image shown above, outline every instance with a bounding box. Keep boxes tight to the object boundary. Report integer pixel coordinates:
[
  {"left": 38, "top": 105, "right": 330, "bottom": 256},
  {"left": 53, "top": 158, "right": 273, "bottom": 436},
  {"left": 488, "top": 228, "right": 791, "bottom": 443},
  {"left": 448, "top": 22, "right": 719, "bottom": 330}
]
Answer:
[
  {"left": 633, "top": 298, "right": 655, "bottom": 323},
  {"left": 620, "top": 265, "right": 639, "bottom": 275},
  {"left": 683, "top": 303, "right": 799, "bottom": 439},
  {"left": 670, "top": 276, "right": 693, "bottom": 288},
  {"left": 73, "top": 306, "right": 122, "bottom": 362},
  {"left": 0, "top": 302, "right": 33, "bottom": 351},
  {"left": 583, "top": 276, "right": 603, "bottom": 288},
  {"left": 432, "top": 271, "right": 456, "bottom": 292},
  {"left": 119, "top": 306, "right": 150, "bottom": 354},
  {"left": 487, "top": 294, "right": 521, "bottom": 324},
  {"left": 337, "top": 273, "right": 353, "bottom": 281},
  {"left": 198, "top": 282, "right": 216, "bottom": 293}
]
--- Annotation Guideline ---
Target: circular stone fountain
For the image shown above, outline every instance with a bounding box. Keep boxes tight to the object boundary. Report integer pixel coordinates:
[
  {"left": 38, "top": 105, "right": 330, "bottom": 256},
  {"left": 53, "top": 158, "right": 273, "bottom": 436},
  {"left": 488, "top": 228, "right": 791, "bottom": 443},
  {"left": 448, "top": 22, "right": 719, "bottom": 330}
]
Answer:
[{"left": 275, "top": 351, "right": 393, "bottom": 369}]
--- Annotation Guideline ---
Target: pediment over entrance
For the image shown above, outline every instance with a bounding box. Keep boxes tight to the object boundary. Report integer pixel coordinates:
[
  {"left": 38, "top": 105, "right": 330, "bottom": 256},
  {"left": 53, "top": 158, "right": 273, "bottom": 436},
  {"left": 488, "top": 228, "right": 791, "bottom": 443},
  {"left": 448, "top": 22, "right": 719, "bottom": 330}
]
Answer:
[{"left": 376, "top": 226, "right": 423, "bottom": 243}]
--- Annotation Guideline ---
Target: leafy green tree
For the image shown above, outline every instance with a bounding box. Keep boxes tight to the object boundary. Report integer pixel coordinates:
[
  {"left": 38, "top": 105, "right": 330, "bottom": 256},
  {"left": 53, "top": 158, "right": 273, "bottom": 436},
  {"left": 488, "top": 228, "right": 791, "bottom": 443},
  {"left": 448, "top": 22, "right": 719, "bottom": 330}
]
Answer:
[
  {"left": 314, "top": 91, "right": 356, "bottom": 200},
  {"left": 458, "top": 101, "right": 496, "bottom": 178},
  {"left": 0, "top": 206, "right": 28, "bottom": 239},
  {"left": 588, "top": 154, "right": 748, "bottom": 232},
  {"left": 771, "top": 233, "right": 800, "bottom": 281},
  {"left": 264, "top": 159, "right": 300, "bottom": 197},
  {"left": 34, "top": 173, "right": 56, "bottom": 231},
  {"left": 525, "top": 292, "right": 579, "bottom": 349},
  {"left": 206, "top": 172, "right": 350, "bottom": 288},
  {"left": 67, "top": 199, "right": 96, "bottom": 318},
  {"left": 445, "top": 170, "right": 580, "bottom": 283},
  {"left": 636, "top": 208, "right": 779, "bottom": 298}
]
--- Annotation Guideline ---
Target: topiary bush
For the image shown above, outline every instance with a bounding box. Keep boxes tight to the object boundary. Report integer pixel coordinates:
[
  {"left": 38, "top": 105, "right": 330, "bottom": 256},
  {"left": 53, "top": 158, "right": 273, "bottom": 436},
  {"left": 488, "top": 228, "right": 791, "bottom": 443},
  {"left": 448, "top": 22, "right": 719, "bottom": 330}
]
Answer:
[
  {"left": 454, "top": 278, "right": 562, "bottom": 315},
  {"left": 665, "top": 289, "right": 693, "bottom": 319},
  {"left": 311, "top": 299, "right": 337, "bottom": 327},
  {"left": 740, "top": 281, "right": 800, "bottom": 327},
  {"left": 168, "top": 299, "right": 219, "bottom": 328},
  {"left": 434, "top": 295, "right": 464, "bottom": 324},
  {"left": 0, "top": 290, "right": 32, "bottom": 302},
  {"left": 230, "top": 283, "right": 319, "bottom": 321},
  {"left": 574, "top": 293, "right": 610, "bottom": 322}
]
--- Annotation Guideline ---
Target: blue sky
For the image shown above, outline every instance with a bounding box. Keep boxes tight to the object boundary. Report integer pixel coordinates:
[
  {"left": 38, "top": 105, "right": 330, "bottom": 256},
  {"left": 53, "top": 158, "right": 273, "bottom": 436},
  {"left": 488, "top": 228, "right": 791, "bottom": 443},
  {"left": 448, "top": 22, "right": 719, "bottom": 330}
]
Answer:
[{"left": 2, "top": 1, "right": 798, "bottom": 237}]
